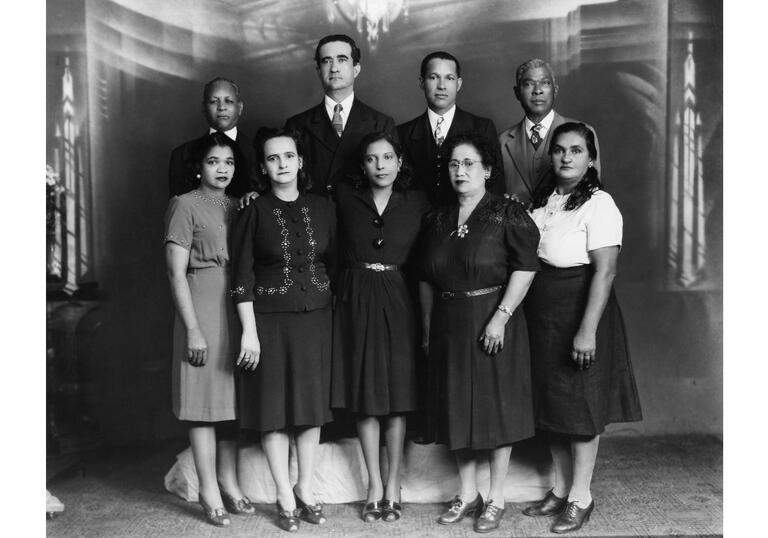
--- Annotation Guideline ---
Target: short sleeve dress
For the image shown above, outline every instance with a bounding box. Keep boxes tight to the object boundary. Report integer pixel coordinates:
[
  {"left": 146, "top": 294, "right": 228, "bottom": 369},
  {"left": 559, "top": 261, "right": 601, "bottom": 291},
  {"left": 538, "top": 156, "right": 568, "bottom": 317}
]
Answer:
[
  {"left": 164, "top": 190, "right": 237, "bottom": 422},
  {"left": 525, "top": 189, "right": 642, "bottom": 436},
  {"left": 330, "top": 183, "right": 431, "bottom": 416},
  {"left": 419, "top": 192, "right": 541, "bottom": 451}
]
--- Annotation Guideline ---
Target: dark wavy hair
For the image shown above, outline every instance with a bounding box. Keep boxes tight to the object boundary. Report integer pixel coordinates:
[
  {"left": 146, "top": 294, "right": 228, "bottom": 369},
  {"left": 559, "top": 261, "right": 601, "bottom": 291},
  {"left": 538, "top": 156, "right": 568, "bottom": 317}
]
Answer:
[
  {"left": 532, "top": 122, "right": 602, "bottom": 211},
  {"left": 314, "top": 34, "right": 361, "bottom": 66},
  {"left": 351, "top": 131, "right": 411, "bottom": 191},
  {"left": 186, "top": 132, "right": 239, "bottom": 192},
  {"left": 252, "top": 127, "right": 312, "bottom": 193},
  {"left": 437, "top": 131, "right": 500, "bottom": 189}
]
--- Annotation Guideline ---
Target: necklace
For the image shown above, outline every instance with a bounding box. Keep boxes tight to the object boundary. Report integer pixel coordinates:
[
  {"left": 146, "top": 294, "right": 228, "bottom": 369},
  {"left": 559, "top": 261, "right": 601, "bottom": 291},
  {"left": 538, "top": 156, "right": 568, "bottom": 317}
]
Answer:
[{"left": 193, "top": 189, "right": 231, "bottom": 210}]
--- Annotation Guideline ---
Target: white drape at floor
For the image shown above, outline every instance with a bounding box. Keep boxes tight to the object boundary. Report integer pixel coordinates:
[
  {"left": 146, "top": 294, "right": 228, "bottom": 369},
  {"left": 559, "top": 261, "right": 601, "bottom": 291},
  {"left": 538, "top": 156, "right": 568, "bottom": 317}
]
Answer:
[{"left": 165, "top": 438, "right": 552, "bottom": 503}]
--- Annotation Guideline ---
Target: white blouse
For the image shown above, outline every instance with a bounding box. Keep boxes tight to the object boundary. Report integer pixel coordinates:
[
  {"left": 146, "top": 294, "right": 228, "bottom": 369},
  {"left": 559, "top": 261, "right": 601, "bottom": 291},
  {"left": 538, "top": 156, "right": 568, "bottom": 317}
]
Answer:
[{"left": 530, "top": 189, "right": 622, "bottom": 268}]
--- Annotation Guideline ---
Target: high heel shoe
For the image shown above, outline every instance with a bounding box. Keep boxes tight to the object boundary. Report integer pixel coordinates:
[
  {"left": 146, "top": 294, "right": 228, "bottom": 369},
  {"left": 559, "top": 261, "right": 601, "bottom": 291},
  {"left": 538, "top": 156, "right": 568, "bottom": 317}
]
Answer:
[
  {"left": 438, "top": 493, "right": 483, "bottom": 525},
  {"left": 199, "top": 496, "right": 231, "bottom": 527},
  {"left": 276, "top": 501, "right": 300, "bottom": 532},
  {"left": 293, "top": 487, "right": 326, "bottom": 525},
  {"left": 219, "top": 488, "right": 256, "bottom": 515},
  {"left": 381, "top": 498, "right": 402, "bottom": 522},
  {"left": 362, "top": 500, "right": 383, "bottom": 522}
]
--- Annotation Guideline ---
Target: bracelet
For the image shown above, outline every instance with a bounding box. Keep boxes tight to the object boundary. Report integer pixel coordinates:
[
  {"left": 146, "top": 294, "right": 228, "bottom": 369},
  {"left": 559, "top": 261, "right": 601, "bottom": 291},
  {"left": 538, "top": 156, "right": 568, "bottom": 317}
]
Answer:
[{"left": 497, "top": 304, "right": 514, "bottom": 316}]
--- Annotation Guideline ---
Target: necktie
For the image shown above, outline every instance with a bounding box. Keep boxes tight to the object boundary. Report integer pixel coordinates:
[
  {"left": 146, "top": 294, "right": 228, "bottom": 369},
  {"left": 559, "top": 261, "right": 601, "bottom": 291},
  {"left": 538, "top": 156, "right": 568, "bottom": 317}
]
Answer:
[
  {"left": 530, "top": 123, "right": 542, "bottom": 149},
  {"left": 332, "top": 103, "right": 344, "bottom": 137},
  {"left": 434, "top": 116, "right": 445, "bottom": 148}
]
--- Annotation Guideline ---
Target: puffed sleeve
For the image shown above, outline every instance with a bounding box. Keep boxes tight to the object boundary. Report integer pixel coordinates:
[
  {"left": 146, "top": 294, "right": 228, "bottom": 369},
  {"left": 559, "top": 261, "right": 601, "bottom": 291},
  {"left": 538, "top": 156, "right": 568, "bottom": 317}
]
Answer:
[
  {"left": 585, "top": 192, "right": 623, "bottom": 251},
  {"left": 229, "top": 203, "right": 259, "bottom": 303},
  {"left": 164, "top": 196, "right": 193, "bottom": 250},
  {"left": 503, "top": 200, "right": 541, "bottom": 272}
]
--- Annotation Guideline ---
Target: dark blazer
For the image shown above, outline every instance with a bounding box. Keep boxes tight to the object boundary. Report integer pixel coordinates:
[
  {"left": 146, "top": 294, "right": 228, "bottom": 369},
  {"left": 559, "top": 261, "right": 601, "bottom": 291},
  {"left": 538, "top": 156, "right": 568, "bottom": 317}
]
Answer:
[
  {"left": 499, "top": 111, "right": 601, "bottom": 207},
  {"left": 398, "top": 107, "right": 504, "bottom": 206},
  {"left": 284, "top": 98, "right": 397, "bottom": 197},
  {"left": 168, "top": 130, "right": 258, "bottom": 198}
]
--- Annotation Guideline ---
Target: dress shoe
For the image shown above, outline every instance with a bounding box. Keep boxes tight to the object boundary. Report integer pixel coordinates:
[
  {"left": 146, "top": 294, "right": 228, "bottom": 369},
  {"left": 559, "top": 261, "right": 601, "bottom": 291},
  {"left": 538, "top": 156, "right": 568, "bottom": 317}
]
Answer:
[
  {"left": 438, "top": 493, "right": 483, "bottom": 525},
  {"left": 551, "top": 500, "right": 594, "bottom": 534},
  {"left": 219, "top": 488, "right": 256, "bottom": 515},
  {"left": 276, "top": 501, "right": 300, "bottom": 532},
  {"left": 475, "top": 500, "right": 505, "bottom": 533},
  {"left": 293, "top": 487, "right": 326, "bottom": 525},
  {"left": 199, "top": 497, "right": 230, "bottom": 527},
  {"left": 362, "top": 500, "right": 382, "bottom": 522},
  {"left": 382, "top": 499, "right": 402, "bottom": 522},
  {"left": 523, "top": 489, "right": 568, "bottom": 517}
]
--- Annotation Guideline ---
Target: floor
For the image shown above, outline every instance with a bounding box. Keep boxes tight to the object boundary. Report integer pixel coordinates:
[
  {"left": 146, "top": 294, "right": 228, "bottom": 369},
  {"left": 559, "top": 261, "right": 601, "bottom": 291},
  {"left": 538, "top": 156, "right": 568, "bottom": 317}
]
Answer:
[{"left": 46, "top": 435, "right": 722, "bottom": 537}]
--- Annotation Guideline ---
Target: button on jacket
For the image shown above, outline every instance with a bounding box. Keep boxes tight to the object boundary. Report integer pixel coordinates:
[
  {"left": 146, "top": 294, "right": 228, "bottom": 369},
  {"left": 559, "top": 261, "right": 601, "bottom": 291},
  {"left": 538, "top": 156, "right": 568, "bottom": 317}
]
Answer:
[{"left": 230, "top": 191, "right": 337, "bottom": 313}]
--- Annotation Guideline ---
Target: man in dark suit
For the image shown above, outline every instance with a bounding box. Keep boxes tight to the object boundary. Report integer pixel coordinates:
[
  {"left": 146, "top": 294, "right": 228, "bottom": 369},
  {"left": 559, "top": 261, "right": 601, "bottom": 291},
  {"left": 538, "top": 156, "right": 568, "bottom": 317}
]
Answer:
[
  {"left": 499, "top": 59, "right": 601, "bottom": 207},
  {"left": 398, "top": 51, "right": 504, "bottom": 206},
  {"left": 168, "top": 77, "right": 258, "bottom": 197},
  {"left": 284, "top": 34, "right": 397, "bottom": 197}
]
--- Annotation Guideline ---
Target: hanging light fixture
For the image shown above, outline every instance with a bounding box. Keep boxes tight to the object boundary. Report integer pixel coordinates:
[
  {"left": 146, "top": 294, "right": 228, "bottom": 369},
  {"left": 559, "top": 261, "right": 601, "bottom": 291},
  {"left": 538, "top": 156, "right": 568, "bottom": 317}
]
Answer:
[{"left": 327, "top": 0, "right": 409, "bottom": 50}]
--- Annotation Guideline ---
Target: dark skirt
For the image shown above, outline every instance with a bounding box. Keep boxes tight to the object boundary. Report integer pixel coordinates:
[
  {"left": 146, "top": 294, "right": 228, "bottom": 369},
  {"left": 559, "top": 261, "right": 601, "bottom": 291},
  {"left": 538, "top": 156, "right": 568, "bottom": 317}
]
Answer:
[
  {"left": 330, "top": 267, "right": 419, "bottom": 416},
  {"left": 524, "top": 263, "right": 642, "bottom": 436},
  {"left": 427, "top": 287, "right": 535, "bottom": 451},
  {"left": 239, "top": 304, "right": 333, "bottom": 432}
]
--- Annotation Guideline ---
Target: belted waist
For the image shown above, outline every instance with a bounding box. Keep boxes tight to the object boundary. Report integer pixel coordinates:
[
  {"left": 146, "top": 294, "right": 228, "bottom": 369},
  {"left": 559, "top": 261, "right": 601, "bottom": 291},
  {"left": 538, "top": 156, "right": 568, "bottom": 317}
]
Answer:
[
  {"left": 439, "top": 285, "right": 503, "bottom": 300},
  {"left": 353, "top": 262, "right": 402, "bottom": 272}
]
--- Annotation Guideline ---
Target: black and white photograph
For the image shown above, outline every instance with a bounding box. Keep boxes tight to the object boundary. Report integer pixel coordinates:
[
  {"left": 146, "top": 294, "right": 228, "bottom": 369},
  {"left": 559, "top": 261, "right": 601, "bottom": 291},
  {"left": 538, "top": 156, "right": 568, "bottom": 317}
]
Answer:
[{"left": 31, "top": 0, "right": 737, "bottom": 536}]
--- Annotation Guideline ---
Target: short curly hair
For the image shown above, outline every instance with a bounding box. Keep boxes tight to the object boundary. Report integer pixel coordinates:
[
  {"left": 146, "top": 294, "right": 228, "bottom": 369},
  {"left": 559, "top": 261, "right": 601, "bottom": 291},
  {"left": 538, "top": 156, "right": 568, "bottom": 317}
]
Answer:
[{"left": 437, "top": 131, "right": 500, "bottom": 188}]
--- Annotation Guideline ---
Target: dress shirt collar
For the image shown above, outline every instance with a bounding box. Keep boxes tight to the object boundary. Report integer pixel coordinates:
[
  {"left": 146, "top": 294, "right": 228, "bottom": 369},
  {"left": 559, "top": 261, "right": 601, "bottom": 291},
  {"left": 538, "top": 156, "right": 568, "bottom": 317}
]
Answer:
[
  {"left": 324, "top": 92, "right": 355, "bottom": 129},
  {"left": 523, "top": 109, "right": 555, "bottom": 140},
  {"left": 209, "top": 126, "right": 238, "bottom": 141},
  {"left": 427, "top": 105, "right": 457, "bottom": 139}
]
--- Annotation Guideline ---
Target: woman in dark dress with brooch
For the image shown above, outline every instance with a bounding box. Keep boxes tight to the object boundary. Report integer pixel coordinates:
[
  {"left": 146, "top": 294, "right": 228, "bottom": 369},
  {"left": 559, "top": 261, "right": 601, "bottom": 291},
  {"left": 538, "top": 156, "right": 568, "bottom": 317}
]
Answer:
[
  {"left": 230, "top": 128, "right": 336, "bottom": 533},
  {"left": 331, "top": 132, "right": 430, "bottom": 523},
  {"left": 522, "top": 123, "right": 642, "bottom": 534},
  {"left": 419, "top": 133, "right": 541, "bottom": 533}
]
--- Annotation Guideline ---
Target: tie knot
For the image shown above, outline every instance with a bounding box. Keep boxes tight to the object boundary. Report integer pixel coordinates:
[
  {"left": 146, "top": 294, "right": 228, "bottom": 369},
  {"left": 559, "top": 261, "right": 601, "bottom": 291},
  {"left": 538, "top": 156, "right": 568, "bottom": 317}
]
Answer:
[
  {"left": 531, "top": 123, "right": 541, "bottom": 133},
  {"left": 334, "top": 103, "right": 343, "bottom": 113},
  {"left": 436, "top": 116, "right": 444, "bottom": 126}
]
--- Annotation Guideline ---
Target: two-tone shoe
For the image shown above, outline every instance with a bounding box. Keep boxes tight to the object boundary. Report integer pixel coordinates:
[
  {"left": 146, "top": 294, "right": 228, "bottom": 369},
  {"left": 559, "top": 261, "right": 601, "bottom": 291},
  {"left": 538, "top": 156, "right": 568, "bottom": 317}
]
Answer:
[
  {"left": 438, "top": 493, "right": 483, "bottom": 525},
  {"left": 293, "top": 487, "right": 326, "bottom": 525},
  {"left": 382, "top": 499, "right": 402, "bottom": 522},
  {"left": 276, "top": 501, "right": 300, "bottom": 532}
]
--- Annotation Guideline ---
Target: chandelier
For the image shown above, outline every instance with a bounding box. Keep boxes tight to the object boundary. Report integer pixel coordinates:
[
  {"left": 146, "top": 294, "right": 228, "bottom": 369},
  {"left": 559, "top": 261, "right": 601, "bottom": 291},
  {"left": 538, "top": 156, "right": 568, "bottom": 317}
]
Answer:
[{"left": 327, "top": 0, "right": 409, "bottom": 50}]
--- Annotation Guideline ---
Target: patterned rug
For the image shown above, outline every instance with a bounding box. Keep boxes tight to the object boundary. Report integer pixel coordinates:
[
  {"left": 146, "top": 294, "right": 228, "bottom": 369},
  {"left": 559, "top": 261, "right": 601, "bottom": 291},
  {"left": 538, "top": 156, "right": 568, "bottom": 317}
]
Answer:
[{"left": 46, "top": 435, "right": 722, "bottom": 537}]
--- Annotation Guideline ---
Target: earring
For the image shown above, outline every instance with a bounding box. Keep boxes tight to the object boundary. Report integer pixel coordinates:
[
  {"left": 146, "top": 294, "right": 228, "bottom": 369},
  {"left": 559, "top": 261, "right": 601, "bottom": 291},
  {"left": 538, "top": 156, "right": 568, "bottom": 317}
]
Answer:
[
  {"left": 196, "top": 173, "right": 201, "bottom": 179},
  {"left": 588, "top": 162, "right": 593, "bottom": 168}
]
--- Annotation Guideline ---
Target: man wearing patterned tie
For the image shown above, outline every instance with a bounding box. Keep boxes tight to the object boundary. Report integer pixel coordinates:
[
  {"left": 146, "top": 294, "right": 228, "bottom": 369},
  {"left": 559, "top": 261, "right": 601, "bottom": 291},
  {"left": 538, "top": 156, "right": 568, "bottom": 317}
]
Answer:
[
  {"left": 499, "top": 59, "right": 601, "bottom": 207},
  {"left": 285, "top": 34, "right": 397, "bottom": 197},
  {"left": 398, "top": 51, "right": 503, "bottom": 206}
]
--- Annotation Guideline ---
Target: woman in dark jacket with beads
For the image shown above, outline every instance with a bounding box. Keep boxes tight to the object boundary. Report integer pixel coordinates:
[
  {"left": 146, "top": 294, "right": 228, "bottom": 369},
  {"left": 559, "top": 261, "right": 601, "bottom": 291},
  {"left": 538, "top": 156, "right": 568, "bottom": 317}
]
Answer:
[{"left": 231, "top": 128, "right": 336, "bottom": 533}]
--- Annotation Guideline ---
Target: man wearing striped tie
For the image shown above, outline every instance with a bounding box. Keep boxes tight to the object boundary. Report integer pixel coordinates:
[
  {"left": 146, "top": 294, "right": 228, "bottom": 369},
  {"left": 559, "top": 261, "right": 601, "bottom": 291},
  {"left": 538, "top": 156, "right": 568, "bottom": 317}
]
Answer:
[
  {"left": 398, "top": 51, "right": 503, "bottom": 206},
  {"left": 285, "top": 34, "right": 397, "bottom": 198},
  {"left": 499, "top": 59, "right": 601, "bottom": 208}
]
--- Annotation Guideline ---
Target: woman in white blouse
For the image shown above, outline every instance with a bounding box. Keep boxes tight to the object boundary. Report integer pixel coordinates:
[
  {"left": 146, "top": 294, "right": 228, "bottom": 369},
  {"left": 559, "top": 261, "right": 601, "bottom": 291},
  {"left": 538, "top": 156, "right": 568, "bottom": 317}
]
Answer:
[{"left": 523, "top": 122, "right": 642, "bottom": 534}]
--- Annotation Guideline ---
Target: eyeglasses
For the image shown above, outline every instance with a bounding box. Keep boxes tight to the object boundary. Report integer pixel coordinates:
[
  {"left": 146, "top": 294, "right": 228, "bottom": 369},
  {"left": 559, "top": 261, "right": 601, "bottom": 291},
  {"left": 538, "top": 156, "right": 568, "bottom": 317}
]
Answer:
[{"left": 447, "top": 159, "right": 481, "bottom": 171}]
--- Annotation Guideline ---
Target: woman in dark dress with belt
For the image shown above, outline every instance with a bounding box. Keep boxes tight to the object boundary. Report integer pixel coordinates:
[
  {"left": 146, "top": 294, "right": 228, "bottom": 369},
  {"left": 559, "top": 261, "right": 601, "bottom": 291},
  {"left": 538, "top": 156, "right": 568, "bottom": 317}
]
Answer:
[
  {"left": 231, "top": 128, "right": 336, "bottom": 533},
  {"left": 419, "top": 133, "right": 540, "bottom": 533},
  {"left": 523, "top": 122, "right": 642, "bottom": 534},
  {"left": 331, "top": 132, "right": 430, "bottom": 523}
]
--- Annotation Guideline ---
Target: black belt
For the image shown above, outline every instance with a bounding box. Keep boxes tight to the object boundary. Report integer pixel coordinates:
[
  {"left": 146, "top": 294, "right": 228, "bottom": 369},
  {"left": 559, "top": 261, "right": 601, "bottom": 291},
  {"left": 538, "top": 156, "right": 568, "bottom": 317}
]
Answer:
[
  {"left": 354, "top": 262, "right": 402, "bottom": 272},
  {"left": 439, "top": 285, "right": 503, "bottom": 299}
]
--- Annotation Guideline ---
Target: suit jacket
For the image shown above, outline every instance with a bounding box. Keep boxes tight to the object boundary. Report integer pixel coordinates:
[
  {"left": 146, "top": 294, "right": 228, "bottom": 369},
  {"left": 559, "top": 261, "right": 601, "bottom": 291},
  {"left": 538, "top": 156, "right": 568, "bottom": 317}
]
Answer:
[
  {"left": 168, "top": 130, "right": 258, "bottom": 198},
  {"left": 398, "top": 107, "right": 504, "bottom": 206},
  {"left": 284, "top": 98, "right": 397, "bottom": 197},
  {"left": 499, "top": 111, "right": 601, "bottom": 207}
]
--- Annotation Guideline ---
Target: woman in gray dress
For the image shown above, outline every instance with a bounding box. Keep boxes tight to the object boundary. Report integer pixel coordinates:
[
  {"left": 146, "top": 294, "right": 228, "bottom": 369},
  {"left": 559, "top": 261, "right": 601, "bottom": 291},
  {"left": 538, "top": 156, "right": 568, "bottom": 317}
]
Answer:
[{"left": 165, "top": 132, "right": 254, "bottom": 527}]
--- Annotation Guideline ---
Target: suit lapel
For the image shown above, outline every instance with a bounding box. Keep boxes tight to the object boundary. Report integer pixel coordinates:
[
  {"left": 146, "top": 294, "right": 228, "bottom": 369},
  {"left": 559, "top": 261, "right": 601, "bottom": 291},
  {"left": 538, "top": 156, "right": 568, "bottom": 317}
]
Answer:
[
  {"left": 307, "top": 103, "right": 340, "bottom": 153},
  {"left": 502, "top": 122, "right": 533, "bottom": 194}
]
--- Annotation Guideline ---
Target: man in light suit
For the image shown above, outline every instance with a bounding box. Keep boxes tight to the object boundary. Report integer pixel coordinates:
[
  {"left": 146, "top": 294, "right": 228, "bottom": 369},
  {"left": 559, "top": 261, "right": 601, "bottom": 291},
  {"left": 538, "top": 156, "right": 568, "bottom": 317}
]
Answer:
[
  {"left": 285, "top": 34, "right": 397, "bottom": 197},
  {"left": 499, "top": 59, "right": 600, "bottom": 207},
  {"left": 398, "top": 51, "right": 504, "bottom": 206},
  {"left": 168, "top": 77, "right": 258, "bottom": 197}
]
